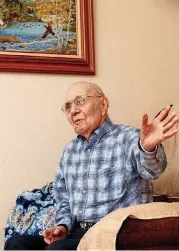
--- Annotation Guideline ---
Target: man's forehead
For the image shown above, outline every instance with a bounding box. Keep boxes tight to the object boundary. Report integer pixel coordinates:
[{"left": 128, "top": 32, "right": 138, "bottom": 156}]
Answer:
[{"left": 65, "top": 84, "right": 93, "bottom": 101}]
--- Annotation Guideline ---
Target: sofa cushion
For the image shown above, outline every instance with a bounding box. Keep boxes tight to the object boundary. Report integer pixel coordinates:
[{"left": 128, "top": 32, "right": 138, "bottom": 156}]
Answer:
[{"left": 117, "top": 217, "right": 179, "bottom": 249}]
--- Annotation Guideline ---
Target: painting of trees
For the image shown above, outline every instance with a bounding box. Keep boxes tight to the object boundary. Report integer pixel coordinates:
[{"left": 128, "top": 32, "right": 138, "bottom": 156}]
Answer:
[
  {"left": 35, "top": 0, "right": 76, "bottom": 53},
  {"left": 35, "top": 0, "right": 76, "bottom": 31}
]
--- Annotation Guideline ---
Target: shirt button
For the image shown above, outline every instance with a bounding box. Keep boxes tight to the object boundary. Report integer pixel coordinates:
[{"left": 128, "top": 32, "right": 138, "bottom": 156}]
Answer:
[
  {"left": 83, "top": 190, "right": 86, "bottom": 193},
  {"left": 88, "top": 149, "right": 90, "bottom": 152},
  {"left": 8, "top": 229, "right": 13, "bottom": 235}
]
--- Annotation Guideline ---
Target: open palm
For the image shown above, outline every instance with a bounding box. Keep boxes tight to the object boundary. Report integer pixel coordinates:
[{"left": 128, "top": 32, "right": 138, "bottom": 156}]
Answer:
[{"left": 140, "top": 106, "right": 179, "bottom": 152}]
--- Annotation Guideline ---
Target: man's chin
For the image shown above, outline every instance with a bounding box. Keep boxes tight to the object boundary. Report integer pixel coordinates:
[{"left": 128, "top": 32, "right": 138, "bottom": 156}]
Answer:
[{"left": 74, "top": 125, "right": 87, "bottom": 135}]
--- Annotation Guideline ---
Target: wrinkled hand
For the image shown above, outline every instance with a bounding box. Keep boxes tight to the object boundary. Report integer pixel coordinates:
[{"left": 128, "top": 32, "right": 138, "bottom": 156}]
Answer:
[
  {"left": 140, "top": 105, "right": 179, "bottom": 152},
  {"left": 43, "top": 226, "right": 68, "bottom": 245}
]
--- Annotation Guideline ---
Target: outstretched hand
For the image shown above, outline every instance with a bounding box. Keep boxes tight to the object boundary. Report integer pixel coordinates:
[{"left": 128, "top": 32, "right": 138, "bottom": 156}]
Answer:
[{"left": 140, "top": 105, "right": 179, "bottom": 152}]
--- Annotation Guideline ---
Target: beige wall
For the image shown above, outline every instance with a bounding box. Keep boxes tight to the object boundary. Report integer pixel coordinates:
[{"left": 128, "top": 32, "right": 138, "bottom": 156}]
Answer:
[{"left": 1, "top": 0, "right": 179, "bottom": 246}]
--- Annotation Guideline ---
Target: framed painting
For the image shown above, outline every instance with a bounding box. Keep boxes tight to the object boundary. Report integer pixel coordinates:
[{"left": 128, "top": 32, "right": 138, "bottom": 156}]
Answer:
[{"left": 0, "top": 0, "right": 95, "bottom": 75}]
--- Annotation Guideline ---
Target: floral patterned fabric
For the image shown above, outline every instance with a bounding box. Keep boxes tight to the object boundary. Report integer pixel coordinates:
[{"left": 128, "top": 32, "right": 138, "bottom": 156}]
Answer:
[{"left": 4, "top": 183, "right": 55, "bottom": 242}]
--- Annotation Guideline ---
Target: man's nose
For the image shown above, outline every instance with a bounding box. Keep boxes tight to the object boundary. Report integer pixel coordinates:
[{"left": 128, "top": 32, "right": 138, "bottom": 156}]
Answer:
[{"left": 70, "top": 102, "right": 80, "bottom": 115}]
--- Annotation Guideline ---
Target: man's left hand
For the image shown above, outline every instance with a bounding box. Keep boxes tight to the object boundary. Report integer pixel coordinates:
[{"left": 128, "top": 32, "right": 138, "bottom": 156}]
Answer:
[{"left": 140, "top": 105, "right": 179, "bottom": 152}]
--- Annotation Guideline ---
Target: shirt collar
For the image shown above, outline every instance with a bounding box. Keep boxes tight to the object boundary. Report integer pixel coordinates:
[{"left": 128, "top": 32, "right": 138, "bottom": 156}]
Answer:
[{"left": 77, "top": 117, "right": 114, "bottom": 142}]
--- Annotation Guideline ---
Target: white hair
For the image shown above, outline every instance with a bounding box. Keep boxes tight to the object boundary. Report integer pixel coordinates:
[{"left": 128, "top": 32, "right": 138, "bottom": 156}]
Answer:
[{"left": 71, "top": 81, "right": 105, "bottom": 96}]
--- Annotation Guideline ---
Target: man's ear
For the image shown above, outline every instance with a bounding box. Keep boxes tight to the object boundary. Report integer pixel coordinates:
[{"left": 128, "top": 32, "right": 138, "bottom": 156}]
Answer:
[{"left": 101, "top": 97, "right": 109, "bottom": 116}]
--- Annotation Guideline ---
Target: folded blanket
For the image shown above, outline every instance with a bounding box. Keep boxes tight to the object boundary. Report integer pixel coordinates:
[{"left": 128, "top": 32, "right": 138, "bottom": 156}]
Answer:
[
  {"left": 77, "top": 202, "right": 179, "bottom": 250},
  {"left": 4, "top": 182, "right": 55, "bottom": 243}
]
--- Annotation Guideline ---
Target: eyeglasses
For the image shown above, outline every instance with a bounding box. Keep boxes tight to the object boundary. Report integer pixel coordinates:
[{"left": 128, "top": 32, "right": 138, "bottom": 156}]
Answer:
[{"left": 61, "top": 95, "right": 103, "bottom": 113}]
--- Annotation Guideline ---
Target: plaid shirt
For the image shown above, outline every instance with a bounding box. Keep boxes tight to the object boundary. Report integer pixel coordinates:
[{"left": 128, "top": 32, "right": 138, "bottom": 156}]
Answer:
[{"left": 54, "top": 118, "right": 167, "bottom": 231}]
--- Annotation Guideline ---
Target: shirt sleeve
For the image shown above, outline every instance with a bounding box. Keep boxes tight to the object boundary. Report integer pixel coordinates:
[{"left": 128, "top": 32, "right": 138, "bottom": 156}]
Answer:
[
  {"left": 53, "top": 151, "right": 72, "bottom": 232},
  {"left": 127, "top": 128, "right": 167, "bottom": 180}
]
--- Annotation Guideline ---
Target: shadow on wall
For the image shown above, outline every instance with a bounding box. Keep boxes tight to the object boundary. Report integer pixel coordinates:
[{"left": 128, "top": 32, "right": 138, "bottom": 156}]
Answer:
[{"left": 154, "top": 0, "right": 179, "bottom": 13}]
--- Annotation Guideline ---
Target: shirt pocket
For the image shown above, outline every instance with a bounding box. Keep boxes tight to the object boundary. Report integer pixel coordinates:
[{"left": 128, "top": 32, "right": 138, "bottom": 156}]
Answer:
[{"left": 94, "top": 165, "right": 124, "bottom": 195}]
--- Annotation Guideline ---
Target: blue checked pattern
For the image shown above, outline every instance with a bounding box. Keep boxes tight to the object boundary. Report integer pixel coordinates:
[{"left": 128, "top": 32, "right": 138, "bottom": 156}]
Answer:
[{"left": 54, "top": 118, "right": 167, "bottom": 231}]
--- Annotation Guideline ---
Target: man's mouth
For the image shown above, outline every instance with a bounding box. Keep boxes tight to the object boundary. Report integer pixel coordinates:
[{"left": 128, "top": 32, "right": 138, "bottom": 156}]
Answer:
[{"left": 74, "top": 119, "right": 83, "bottom": 125}]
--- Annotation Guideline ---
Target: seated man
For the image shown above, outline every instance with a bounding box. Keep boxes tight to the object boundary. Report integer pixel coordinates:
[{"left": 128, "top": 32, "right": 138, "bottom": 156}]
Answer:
[{"left": 4, "top": 81, "right": 179, "bottom": 250}]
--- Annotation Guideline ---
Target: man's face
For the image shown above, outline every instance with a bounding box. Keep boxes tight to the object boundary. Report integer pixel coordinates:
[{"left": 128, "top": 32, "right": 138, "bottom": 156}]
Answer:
[{"left": 64, "top": 84, "right": 105, "bottom": 139}]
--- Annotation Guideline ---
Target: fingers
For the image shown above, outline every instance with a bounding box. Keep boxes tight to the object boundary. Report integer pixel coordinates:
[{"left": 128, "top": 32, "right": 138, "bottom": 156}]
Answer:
[
  {"left": 163, "top": 112, "right": 177, "bottom": 127},
  {"left": 164, "top": 128, "right": 178, "bottom": 139},
  {"left": 157, "top": 105, "right": 172, "bottom": 122},
  {"left": 43, "top": 231, "right": 52, "bottom": 245},
  {"left": 163, "top": 116, "right": 179, "bottom": 133},
  {"left": 43, "top": 228, "right": 54, "bottom": 244},
  {"left": 142, "top": 113, "right": 148, "bottom": 128},
  {"left": 53, "top": 228, "right": 61, "bottom": 235},
  {"left": 43, "top": 229, "right": 50, "bottom": 238},
  {"left": 44, "top": 237, "right": 51, "bottom": 245}
]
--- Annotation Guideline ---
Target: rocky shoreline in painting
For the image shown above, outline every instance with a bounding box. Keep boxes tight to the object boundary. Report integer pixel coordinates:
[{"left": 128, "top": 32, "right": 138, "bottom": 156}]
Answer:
[{"left": 0, "top": 35, "right": 20, "bottom": 43}]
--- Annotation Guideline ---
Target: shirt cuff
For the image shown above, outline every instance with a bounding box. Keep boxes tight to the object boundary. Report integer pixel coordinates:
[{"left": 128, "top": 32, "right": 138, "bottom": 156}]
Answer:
[{"left": 139, "top": 139, "right": 157, "bottom": 154}]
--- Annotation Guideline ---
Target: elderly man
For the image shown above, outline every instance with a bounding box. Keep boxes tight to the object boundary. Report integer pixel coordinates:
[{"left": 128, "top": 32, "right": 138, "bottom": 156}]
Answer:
[{"left": 5, "top": 82, "right": 178, "bottom": 250}]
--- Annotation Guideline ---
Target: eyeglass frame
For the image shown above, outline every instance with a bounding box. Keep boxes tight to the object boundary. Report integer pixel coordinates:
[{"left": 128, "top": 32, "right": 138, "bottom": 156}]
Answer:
[{"left": 61, "top": 95, "right": 103, "bottom": 113}]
